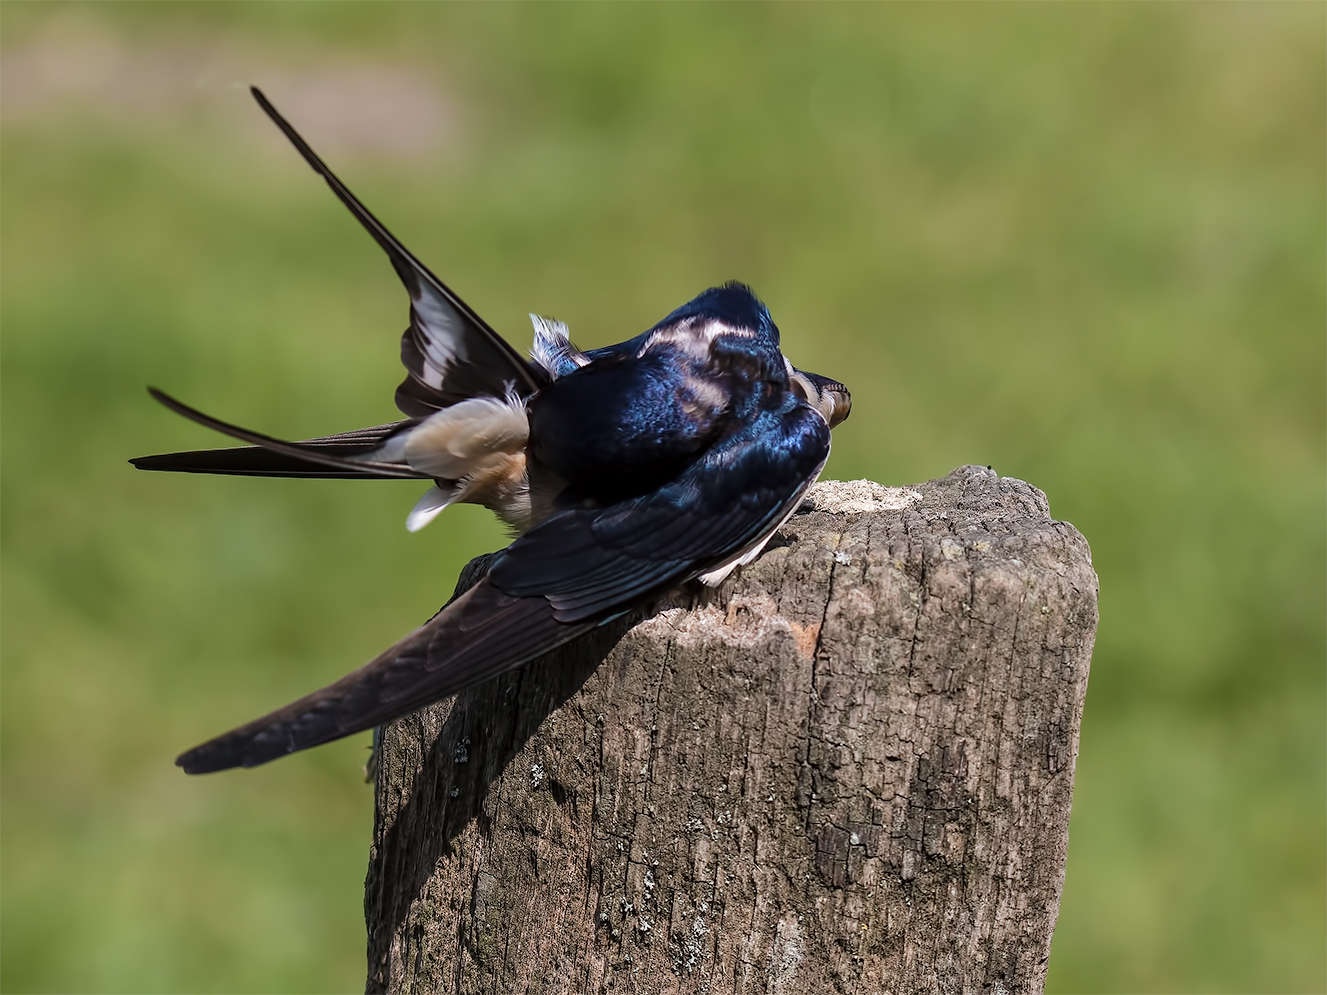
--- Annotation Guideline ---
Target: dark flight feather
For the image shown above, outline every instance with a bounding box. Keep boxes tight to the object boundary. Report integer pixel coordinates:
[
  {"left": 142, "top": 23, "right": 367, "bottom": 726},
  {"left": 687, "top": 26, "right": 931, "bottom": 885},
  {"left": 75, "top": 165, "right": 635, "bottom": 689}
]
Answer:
[
  {"left": 137, "top": 388, "right": 430, "bottom": 479},
  {"left": 175, "top": 580, "right": 593, "bottom": 773},
  {"left": 248, "top": 87, "right": 547, "bottom": 413},
  {"left": 129, "top": 419, "right": 414, "bottom": 478}
]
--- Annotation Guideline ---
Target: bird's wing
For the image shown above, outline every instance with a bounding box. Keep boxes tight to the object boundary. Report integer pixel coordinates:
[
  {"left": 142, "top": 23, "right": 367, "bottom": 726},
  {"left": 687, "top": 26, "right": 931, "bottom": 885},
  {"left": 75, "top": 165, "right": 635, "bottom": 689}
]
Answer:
[
  {"left": 489, "top": 401, "right": 832, "bottom": 620},
  {"left": 133, "top": 388, "right": 431, "bottom": 479},
  {"left": 175, "top": 400, "right": 830, "bottom": 773},
  {"left": 249, "top": 87, "right": 548, "bottom": 416},
  {"left": 130, "top": 417, "right": 416, "bottom": 478},
  {"left": 175, "top": 579, "right": 596, "bottom": 773}
]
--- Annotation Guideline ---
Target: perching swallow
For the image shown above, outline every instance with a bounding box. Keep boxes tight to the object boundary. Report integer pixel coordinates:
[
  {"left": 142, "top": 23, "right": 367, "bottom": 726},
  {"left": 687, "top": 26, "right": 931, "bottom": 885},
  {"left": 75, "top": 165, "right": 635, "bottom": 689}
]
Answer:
[{"left": 133, "top": 88, "right": 851, "bottom": 774}]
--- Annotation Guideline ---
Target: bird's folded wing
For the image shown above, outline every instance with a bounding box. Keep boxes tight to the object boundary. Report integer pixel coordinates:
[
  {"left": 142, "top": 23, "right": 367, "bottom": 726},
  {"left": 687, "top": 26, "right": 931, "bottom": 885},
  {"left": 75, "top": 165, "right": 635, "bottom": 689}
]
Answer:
[
  {"left": 490, "top": 399, "right": 832, "bottom": 620},
  {"left": 175, "top": 581, "right": 595, "bottom": 773},
  {"left": 174, "top": 399, "right": 830, "bottom": 773},
  {"left": 249, "top": 87, "right": 548, "bottom": 416}
]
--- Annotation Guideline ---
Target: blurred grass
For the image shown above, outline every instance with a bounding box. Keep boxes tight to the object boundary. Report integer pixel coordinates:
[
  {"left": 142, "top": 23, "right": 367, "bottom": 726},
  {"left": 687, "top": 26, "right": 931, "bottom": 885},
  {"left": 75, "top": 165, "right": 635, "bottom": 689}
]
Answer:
[{"left": 1, "top": 3, "right": 1322, "bottom": 992}]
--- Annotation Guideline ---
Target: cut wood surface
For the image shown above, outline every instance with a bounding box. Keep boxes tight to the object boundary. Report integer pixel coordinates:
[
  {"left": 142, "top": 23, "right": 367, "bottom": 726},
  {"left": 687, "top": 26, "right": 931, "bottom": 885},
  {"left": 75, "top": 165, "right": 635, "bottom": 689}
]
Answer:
[{"left": 365, "top": 465, "right": 1098, "bottom": 994}]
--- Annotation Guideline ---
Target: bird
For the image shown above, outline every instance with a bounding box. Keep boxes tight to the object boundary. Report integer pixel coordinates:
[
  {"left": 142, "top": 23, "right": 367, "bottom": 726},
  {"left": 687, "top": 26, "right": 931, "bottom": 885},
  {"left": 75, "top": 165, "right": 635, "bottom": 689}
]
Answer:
[{"left": 132, "top": 87, "right": 852, "bottom": 775}]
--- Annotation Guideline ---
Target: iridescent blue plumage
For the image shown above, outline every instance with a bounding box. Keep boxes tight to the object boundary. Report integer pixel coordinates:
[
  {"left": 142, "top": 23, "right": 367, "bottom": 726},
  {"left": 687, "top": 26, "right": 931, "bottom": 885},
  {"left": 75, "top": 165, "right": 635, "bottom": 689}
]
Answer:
[
  {"left": 131, "top": 89, "right": 850, "bottom": 773},
  {"left": 528, "top": 282, "right": 794, "bottom": 506}
]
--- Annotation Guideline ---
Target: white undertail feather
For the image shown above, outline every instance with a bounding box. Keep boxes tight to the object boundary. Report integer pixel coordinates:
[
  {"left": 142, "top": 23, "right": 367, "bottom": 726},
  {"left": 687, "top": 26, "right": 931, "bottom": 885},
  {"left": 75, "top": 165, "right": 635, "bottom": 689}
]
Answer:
[{"left": 406, "top": 485, "right": 455, "bottom": 532}]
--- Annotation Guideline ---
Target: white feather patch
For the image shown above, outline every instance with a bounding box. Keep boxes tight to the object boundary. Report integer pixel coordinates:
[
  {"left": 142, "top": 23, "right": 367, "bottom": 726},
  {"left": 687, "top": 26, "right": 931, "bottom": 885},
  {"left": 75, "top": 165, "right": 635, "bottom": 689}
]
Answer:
[
  {"left": 411, "top": 290, "right": 469, "bottom": 387},
  {"left": 638, "top": 318, "right": 754, "bottom": 359},
  {"left": 406, "top": 484, "right": 456, "bottom": 532},
  {"left": 530, "top": 314, "right": 588, "bottom": 378}
]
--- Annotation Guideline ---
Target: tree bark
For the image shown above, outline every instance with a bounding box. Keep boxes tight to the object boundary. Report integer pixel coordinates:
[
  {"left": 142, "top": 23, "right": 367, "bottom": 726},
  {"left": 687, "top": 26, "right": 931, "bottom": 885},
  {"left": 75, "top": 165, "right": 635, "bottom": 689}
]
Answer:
[{"left": 365, "top": 465, "right": 1098, "bottom": 994}]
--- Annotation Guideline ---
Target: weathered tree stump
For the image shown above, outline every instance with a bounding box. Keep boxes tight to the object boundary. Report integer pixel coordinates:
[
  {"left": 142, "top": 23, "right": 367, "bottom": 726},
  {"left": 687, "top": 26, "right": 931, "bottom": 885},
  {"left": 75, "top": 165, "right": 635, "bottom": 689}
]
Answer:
[{"left": 365, "top": 465, "right": 1098, "bottom": 994}]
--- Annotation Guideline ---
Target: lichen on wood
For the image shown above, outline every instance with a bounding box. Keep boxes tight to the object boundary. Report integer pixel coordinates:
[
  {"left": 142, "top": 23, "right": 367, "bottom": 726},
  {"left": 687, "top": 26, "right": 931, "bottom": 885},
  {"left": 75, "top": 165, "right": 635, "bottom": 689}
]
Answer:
[{"left": 365, "top": 465, "right": 1098, "bottom": 994}]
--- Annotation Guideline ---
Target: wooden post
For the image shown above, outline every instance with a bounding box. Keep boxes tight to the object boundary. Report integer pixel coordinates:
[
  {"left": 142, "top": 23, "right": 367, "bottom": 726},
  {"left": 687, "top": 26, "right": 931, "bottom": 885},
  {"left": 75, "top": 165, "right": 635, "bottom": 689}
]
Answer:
[{"left": 365, "top": 465, "right": 1098, "bottom": 994}]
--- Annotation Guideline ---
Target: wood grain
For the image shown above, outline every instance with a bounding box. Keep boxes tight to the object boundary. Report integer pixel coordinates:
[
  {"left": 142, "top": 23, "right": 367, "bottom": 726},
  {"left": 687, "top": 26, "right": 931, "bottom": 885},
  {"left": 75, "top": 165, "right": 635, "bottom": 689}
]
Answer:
[{"left": 365, "top": 466, "right": 1098, "bottom": 994}]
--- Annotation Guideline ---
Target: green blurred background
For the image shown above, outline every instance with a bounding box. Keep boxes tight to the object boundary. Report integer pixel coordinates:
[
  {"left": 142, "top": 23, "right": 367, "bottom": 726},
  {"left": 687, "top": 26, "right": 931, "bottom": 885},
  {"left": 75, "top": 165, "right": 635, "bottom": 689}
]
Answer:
[{"left": 2, "top": 3, "right": 1322, "bottom": 991}]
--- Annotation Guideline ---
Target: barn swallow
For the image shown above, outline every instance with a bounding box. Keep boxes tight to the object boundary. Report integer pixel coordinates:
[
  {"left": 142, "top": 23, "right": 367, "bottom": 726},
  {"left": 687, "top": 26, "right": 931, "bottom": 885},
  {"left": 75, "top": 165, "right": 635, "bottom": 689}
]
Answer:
[{"left": 133, "top": 88, "right": 851, "bottom": 774}]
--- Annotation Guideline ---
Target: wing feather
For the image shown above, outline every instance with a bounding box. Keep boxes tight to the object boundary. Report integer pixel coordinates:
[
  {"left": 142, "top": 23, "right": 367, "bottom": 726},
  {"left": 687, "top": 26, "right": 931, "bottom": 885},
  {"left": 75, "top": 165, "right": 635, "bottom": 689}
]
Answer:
[
  {"left": 174, "top": 396, "right": 829, "bottom": 773},
  {"left": 175, "top": 580, "right": 595, "bottom": 773},
  {"left": 130, "top": 419, "right": 415, "bottom": 478},
  {"left": 250, "top": 87, "right": 548, "bottom": 412},
  {"left": 137, "top": 388, "right": 430, "bottom": 479},
  {"left": 491, "top": 401, "right": 830, "bottom": 617}
]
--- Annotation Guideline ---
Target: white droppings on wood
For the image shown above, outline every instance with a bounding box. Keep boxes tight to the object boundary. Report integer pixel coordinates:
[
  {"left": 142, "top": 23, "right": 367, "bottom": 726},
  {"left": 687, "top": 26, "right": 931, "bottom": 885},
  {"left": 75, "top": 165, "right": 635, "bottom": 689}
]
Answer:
[{"left": 801, "top": 478, "right": 922, "bottom": 514}]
